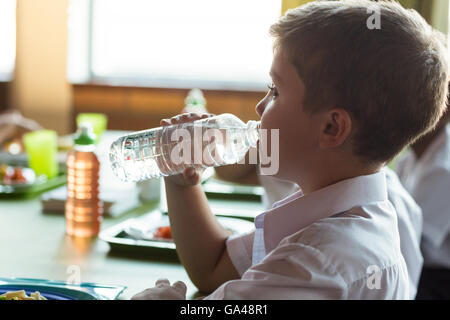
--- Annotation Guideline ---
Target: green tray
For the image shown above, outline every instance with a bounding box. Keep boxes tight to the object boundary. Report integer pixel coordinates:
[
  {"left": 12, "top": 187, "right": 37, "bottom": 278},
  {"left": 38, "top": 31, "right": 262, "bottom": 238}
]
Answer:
[
  {"left": 202, "top": 177, "right": 264, "bottom": 201},
  {"left": 0, "top": 173, "right": 67, "bottom": 198},
  {"left": 100, "top": 210, "right": 255, "bottom": 259}
]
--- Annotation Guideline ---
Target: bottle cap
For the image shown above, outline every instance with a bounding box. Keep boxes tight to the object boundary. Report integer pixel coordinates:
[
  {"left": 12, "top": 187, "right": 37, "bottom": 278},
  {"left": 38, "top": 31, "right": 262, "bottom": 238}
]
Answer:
[
  {"left": 74, "top": 122, "right": 97, "bottom": 145},
  {"left": 184, "top": 88, "right": 206, "bottom": 107}
]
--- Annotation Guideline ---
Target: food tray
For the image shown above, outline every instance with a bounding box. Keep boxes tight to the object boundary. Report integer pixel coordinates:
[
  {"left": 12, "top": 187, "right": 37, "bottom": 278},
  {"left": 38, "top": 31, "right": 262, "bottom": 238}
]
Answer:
[
  {"left": 100, "top": 210, "right": 254, "bottom": 257},
  {"left": 0, "top": 277, "right": 126, "bottom": 300},
  {"left": 0, "top": 172, "right": 66, "bottom": 196}
]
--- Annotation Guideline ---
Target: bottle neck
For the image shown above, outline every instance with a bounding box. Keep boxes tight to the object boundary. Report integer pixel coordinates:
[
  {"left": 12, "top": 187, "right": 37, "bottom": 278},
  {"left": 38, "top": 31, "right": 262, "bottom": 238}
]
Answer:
[
  {"left": 246, "top": 120, "right": 260, "bottom": 148},
  {"left": 74, "top": 144, "right": 96, "bottom": 152}
]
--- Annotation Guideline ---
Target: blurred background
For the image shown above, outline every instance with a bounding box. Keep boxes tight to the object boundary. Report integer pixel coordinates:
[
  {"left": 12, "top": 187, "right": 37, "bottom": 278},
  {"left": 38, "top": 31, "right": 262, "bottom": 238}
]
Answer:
[{"left": 0, "top": 0, "right": 449, "bottom": 135}]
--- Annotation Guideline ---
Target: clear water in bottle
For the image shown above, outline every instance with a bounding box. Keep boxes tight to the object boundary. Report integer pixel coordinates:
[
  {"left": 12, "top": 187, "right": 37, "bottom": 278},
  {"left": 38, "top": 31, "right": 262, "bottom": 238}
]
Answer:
[{"left": 109, "top": 113, "right": 260, "bottom": 182}]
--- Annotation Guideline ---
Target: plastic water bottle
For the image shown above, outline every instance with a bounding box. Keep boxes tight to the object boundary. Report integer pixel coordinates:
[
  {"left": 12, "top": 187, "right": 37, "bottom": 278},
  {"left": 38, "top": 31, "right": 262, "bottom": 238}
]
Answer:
[
  {"left": 65, "top": 122, "right": 103, "bottom": 237},
  {"left": 109, "top": 113, "right": 260, "bottom": 182}
]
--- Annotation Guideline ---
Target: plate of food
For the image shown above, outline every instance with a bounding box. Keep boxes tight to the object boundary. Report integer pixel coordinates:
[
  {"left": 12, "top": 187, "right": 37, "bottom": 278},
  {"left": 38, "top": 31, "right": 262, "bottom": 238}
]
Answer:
[
  {"left": 0, "top": 288, "right": 75, "bottom": 300},
  {"left": 0, "top": 165, "right": 37, "bottom": 185},
  {"left": 0, "top": 164, "right": 66, "bottom": 196},
  {"left": 0, "top": 278, "right": 126, "bottom": 300},
  {"left": 99, "top": 210, "right": 255, "bottom": 255}
]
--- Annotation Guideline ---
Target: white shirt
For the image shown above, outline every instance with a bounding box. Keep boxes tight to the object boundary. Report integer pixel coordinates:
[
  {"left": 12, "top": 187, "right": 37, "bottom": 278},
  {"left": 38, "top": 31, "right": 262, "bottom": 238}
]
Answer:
[
  {"left": 395, "top": 124, "right": 450, "bottom": 269},
  {"left": 205, "top": 171, "right": 410, "bottom": 299},
  {"left": 258, "top": 173, "right": 300, "bottom": 209},
  {"left": 257, "top": 169, "right": 423, "bottom": 298}
]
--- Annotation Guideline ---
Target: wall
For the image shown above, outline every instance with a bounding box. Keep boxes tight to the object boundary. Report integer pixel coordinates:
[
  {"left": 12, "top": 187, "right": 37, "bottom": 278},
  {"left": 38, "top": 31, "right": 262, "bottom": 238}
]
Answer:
[
  {"left": 431, "top": 0, "right": 450, "bottom": 34},
  {"left": 73, "top": 84, "right": 264, "bottom": 132},
  {"left": 11, "top": 0, "right": 72, "bottom": 135}
]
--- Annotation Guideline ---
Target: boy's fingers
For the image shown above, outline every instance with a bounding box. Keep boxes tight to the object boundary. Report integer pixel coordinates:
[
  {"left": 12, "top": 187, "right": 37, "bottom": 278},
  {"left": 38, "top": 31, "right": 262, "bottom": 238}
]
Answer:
[
  {"left": 190, "top": 172, "right": 202, "bottom": 185},
  {"left": 172, "top": 281, "right": 187, "bottom": 296},
  {"left": 183, "top": 167, "right": 196, "bottom": 179},
  {"left": 155, "top": 278, "right": 170, "bottom": 287},
  {"left": 160, "top": 119, "right": 170, "bottom": 126},
  {"left": 183, "top": 167, "right": 201, "bottom": 184}
]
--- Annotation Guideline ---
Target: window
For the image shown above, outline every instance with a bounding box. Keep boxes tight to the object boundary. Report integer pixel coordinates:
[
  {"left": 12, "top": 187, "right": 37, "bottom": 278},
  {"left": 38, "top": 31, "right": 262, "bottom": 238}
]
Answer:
[
  {"left": 68, "top": 0, "right": 281, "bottom": 90},
  {"left": 0, "top": 0, "right": 16, "bottom": 80}
]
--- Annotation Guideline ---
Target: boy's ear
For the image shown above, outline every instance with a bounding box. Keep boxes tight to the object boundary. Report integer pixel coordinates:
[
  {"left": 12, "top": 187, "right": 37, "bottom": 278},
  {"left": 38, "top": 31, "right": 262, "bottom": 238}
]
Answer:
[{"left": 319, "top": 108, "right": 352, "bottom": 149}]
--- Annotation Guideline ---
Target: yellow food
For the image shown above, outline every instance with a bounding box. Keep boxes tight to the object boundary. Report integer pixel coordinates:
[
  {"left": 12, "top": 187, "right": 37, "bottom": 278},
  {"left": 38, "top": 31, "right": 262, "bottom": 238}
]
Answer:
[{"left": 0, "top": 290, "right": 47, "bottom": 300}]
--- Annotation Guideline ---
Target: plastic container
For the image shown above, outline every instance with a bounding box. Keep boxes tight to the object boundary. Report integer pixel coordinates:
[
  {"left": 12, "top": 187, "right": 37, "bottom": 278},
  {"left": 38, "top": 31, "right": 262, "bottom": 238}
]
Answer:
[
  {"left": 109, "top": 113, "right": 260, "bottom": 182},
  {"left": 65, "top": 122, "right": 103, "bottom": 237}
]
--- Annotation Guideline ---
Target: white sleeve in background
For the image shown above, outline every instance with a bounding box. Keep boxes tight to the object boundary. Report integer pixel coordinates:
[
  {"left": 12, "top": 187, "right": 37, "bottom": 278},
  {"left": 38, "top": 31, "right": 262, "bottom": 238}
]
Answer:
[
  {"left": 396, "top": 125, "right": 450, "bottom": 269},
  {"left": 412, "top": 168, "right": 450, "bottom": 248}
]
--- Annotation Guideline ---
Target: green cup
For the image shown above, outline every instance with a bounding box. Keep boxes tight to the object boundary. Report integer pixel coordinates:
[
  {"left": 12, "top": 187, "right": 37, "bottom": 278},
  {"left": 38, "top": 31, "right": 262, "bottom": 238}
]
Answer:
[
  {"left": 23, "top": 130, "right": 59, "bottom": 179},
  {"left": 76, "top": 113, "right": 108, "bottom": 144}
]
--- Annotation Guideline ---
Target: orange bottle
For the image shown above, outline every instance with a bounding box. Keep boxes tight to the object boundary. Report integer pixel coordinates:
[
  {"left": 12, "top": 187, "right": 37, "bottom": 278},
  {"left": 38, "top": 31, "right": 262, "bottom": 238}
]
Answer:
[{"left": 65, "top": 122, "right": 103, "bottom": 237}]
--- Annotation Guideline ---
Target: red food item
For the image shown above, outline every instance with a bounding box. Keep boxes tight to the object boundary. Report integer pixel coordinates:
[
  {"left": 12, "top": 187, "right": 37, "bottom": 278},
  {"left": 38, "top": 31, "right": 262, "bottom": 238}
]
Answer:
[
  {"left": 2, "top": 166, "right": 16, "bottom": 184},
  {"left": 2, "top": 167, "right": 27, "bottom": 184},
  {"left": 12, "top": 167, "right": 27, "bottom": 182},
  {"left": 153, "top": 226, "right": 172, "bottom": 239}
]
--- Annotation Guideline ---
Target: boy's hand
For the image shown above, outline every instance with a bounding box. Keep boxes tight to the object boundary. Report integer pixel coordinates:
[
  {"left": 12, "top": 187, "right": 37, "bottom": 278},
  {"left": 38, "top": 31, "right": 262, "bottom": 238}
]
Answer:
[
  {"left": 160, "top": 112, "right": 214, "bottom": 187},
  {"left": 130, "top": 279, "right": 187, "bottom": 300}
]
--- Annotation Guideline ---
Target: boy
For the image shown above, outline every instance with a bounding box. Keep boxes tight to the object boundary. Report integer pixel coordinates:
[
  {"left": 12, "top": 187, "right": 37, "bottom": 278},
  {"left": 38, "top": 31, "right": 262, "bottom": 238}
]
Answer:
[
  {"left": 132, "top": 0, "right": 448, "bottom": 299},
  {"left": 395, "top": 104, "right": 450, "bottom": 299}
]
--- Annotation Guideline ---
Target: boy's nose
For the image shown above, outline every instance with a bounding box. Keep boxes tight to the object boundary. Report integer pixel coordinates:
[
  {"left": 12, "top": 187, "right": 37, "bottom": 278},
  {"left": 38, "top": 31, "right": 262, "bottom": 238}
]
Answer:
[{"left": 256, "top": 97, "right": 267, "bottom": 117}]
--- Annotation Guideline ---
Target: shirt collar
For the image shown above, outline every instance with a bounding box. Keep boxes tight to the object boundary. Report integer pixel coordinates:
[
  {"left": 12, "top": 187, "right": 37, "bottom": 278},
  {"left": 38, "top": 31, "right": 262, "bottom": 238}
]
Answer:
[{"left": 256, "top": 170, "right": 388, "bottom": 254}]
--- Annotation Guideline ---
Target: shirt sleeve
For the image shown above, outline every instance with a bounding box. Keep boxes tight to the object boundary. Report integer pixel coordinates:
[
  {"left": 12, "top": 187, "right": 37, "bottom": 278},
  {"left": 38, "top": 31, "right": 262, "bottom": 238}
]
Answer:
[
  {"left": 206, "top": 242, "right": 348, "bottom": 300},
  {"left": 225, "top": 229, "right": 255, "bottom": 276},
  {"left": 413, "top": 168, "right": 450, "bottom": 247}
]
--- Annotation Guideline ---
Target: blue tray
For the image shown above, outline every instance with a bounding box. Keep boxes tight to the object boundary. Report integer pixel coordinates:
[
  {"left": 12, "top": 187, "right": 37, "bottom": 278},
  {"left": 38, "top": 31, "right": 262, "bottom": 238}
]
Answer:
[{"left": 0, "top": 277, "right": 126, "bottom": 300}]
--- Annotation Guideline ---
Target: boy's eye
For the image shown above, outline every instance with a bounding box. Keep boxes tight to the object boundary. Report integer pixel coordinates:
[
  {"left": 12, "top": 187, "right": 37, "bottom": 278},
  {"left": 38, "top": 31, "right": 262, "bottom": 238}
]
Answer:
[{"left": 267, "top": 83, "right": 279, "bottom": 99}]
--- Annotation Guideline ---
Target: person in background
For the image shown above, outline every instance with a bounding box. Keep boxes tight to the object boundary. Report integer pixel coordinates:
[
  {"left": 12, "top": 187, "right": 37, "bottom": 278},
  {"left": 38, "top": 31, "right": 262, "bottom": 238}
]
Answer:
[
  {"left": 0, "top": 110, "right": 43, "bottom": 155},
  {"left": 395, "top": 94, "right": 450, "bottom": 300},
  {"left": 0, "top": 110, "right": 43, "bottom": 143}
]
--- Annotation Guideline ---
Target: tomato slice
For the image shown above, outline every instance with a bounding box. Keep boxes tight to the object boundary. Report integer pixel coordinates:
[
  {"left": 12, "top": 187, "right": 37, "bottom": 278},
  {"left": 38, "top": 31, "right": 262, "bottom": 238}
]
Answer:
[{"left": 153, "top": 226, "right": 172, "bottom": 239}]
